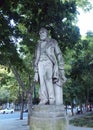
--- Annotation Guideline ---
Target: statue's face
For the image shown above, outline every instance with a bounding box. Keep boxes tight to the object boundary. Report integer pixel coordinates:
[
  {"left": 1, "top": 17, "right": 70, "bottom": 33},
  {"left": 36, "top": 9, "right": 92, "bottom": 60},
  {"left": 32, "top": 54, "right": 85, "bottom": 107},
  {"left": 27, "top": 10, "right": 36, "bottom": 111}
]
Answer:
[{"left": 39, "top": 30, "right": 47, "bottom": 40}]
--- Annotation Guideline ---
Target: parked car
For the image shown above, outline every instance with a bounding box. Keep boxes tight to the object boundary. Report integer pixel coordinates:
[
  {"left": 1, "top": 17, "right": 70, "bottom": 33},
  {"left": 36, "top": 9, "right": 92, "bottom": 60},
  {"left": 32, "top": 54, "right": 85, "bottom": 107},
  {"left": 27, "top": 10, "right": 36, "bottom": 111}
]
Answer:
[
  {"left": 23, "top": 109, "right": 28, "bottom": 113},
  {"left": 0, "top": 108, "right": 14, "bottom": 114}
]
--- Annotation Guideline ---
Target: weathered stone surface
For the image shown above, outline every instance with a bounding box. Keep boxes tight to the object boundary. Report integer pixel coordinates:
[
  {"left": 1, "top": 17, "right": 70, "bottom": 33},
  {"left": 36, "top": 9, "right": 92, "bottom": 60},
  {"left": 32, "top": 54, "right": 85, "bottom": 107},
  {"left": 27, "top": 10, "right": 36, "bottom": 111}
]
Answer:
[
  {"left": 30, "top": 105, "right": 69, "bottom": 130},
  {"left": 34, "top": 28, "right": 67, "bottom": 105}
]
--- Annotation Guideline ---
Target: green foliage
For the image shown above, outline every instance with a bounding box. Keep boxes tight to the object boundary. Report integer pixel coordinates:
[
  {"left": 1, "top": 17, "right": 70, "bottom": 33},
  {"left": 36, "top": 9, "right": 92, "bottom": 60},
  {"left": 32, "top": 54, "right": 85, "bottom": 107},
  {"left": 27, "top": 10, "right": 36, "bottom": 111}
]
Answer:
[
  {"left": 0, "top": 0, "right": 93, "bottom": 106},
  {"left": 2, "top": 0, "right": 80, "bottom": 51},
  {"left": 76, "top": 0, "right": 93, "bottom": 11},
  {"left": 70, "top": 113, "right": 93, "bottom": 127},
  {"left": 64, "top": 31, "right": 93, "bottom": 106},
  {"left": 0, "top": 0, "right": 80, "bottom": 100},
  {"left": 0, "top": 65, "right": 19, "bottom": 102},
  {"left": 61, "top": 0, "right": 93, "bottom": 11}
]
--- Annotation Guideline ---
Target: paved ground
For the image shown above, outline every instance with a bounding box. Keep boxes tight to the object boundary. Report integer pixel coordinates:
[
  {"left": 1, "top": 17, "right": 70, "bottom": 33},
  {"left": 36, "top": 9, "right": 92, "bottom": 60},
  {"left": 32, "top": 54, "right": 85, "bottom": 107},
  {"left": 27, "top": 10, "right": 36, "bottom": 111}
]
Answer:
[
  {"left": 69, "top": 125, "right": 93, "bottom": 130},
  {"left": 0, "top": 118, "right": 93, "bottom": 130},
  {"left": 0, "top": 118, "right": 29, "bottom": 130}
]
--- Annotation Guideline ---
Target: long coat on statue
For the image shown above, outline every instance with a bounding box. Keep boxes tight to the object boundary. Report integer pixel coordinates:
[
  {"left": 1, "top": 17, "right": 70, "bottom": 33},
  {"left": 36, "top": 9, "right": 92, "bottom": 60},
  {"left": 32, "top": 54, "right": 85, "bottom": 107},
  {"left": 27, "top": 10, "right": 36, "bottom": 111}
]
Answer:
[{"left": 34, "top": 38, "right": 66, "bottom": 87}]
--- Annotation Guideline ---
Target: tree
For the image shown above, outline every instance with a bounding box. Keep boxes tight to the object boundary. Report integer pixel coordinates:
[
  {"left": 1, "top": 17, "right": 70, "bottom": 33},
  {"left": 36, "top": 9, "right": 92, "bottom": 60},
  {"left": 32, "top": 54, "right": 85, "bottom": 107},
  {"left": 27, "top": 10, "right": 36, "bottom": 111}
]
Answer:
[
  {"left": 61, "top": 0, "right": 92, "bottom": 11},
  {"left": 0, "top": 65, "right": 19, "bottom": 103},
  {"left": 64, "top": 31, "right": 93, "bottom": 114},
  {"left": 0, "top": 0, "right": 92, "bottom": 119}
]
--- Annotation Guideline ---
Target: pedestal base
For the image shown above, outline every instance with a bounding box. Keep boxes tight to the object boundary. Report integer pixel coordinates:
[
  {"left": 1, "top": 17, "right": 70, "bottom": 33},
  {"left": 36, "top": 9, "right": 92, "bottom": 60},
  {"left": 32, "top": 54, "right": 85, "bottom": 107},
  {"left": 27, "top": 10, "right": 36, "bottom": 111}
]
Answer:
[{"left": 30, "top": 105, "right": 68, "bottom": 130}]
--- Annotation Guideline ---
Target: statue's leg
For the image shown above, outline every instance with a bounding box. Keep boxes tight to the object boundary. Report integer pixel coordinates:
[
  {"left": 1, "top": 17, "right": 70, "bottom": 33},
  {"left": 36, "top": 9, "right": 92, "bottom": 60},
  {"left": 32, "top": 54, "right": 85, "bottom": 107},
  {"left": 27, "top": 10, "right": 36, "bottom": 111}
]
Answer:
[
  {"left": 45, "top": 61, "right": 55, "bottom": 104},
  {"left": 38, "top": 61, "right": 48, "bottom": 104},
  {"left": 54, "top": 83, "right": 63, "bottom": 105}
]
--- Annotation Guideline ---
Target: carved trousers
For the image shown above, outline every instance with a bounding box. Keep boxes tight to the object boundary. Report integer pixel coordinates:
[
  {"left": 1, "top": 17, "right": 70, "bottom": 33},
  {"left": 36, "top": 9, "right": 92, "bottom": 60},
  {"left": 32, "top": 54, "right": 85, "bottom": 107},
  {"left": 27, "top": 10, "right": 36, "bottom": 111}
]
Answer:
[{"left": 38, "top": 60, "right": 55, "bottom": 103}]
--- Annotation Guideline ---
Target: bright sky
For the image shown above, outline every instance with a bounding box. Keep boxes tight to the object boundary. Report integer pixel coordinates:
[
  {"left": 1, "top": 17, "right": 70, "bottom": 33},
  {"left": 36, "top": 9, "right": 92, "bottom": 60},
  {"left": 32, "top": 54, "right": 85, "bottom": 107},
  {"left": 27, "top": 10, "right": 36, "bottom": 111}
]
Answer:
[{"left": 77, "top": 1, "right": 93, "bottom": 36}]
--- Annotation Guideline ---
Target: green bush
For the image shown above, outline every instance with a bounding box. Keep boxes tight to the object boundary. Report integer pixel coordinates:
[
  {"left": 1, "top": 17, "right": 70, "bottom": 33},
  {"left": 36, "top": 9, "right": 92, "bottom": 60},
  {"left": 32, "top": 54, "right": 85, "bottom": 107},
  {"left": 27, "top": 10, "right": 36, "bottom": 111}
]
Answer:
[{"left": 69, "top": 113, "right": 93, "bottom": 128}]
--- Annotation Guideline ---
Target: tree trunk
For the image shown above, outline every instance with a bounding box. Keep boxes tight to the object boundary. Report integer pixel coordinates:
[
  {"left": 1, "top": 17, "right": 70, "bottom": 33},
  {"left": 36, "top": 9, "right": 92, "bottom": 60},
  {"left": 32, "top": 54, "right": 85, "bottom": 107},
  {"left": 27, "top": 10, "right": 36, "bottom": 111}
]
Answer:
[
  {"left": 11, "top": 65, "right": 34, "bottom": 124},
  {"left": 86, "top": 87, "right": 89, "bottom": 112},
  {"left": 71, "top": 101, "right": 74, "bottom": 116},
  {"left": 10, "top": 65, "right": 25, "bottom": 119},
  {"left": 27, "top": 92, "right": 32, "bottom": 125},
  {"left": 20, "top": 91, "right": 24, "bottom": 120},
  {"left": 80, "top": 103, "right": 83, "bottom": 114},
  {"left": 10, "top": 65, "right": 25, "bottom": 91},
  {"left": 27, "top": 75, "right": 34, "bottom": 125}
]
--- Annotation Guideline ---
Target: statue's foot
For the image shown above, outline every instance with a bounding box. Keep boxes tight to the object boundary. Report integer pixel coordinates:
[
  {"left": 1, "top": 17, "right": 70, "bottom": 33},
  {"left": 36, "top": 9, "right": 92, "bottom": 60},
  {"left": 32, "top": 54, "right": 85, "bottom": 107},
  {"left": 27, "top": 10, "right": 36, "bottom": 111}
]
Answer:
[
  {"left": 39, "top": 100, "right": 49, "bottom": 105},
  {"left": 49, "top": 101, "right": 55, "bottom": 105},
  {"left": 49, "top": 99, "right": 55, "bottom": 105}
]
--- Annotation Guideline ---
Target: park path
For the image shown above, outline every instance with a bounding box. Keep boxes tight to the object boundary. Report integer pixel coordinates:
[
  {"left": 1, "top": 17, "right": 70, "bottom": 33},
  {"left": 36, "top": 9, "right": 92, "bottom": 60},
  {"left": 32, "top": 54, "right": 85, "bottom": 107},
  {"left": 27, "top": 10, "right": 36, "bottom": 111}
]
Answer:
[
  {"left": 0, "top": 118, "right": 93, "bottom": 130},
  {"left": 69, "top": 125, "right": 93, "bottom": 130},
  {"left": 0, "top": 118, "right": 29, "bottom": 130}
]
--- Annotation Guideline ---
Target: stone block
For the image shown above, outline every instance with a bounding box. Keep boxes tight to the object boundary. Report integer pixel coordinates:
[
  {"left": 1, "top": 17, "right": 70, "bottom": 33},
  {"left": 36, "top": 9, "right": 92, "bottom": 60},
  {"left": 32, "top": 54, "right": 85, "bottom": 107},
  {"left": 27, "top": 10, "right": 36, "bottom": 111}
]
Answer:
[{"left": 30, "top": 105, "right": 68, "bottom": 130}]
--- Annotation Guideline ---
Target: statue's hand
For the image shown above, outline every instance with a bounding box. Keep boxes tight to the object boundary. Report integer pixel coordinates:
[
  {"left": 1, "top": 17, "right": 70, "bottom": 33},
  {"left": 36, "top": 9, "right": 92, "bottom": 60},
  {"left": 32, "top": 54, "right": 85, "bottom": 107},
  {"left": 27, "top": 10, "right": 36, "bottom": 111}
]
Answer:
[
  {"left": 62, "top": 76, "right": 67, "bottom": 83},
  {"left": 59, "top": 70, "right": 67, "bottom": 83},
  {"left": 53, "top": 78, "right": 59, "bottom": 83},
  {"left": 34, "top": 73, "right": 38, "bottom": 82}
]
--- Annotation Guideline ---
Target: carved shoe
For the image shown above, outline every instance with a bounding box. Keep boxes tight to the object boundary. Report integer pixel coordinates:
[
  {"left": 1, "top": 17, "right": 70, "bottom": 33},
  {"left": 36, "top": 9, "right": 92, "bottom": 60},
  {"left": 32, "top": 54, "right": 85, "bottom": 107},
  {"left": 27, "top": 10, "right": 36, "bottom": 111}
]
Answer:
[
  {"left": 49, "top": 100, "right": 55, "bottom": 105},
  {"left": 39, "top": 100, "right": 49, "bottom": 105}
]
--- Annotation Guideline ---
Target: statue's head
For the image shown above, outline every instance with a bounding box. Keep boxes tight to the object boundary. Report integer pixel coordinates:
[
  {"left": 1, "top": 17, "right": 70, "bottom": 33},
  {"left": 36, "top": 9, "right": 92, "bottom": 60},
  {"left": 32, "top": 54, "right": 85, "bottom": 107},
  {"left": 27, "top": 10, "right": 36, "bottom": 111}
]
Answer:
[
  {"left": 39, "top": 27, "right": 48, "bottom": 40},
  {"left": 39, "top": 27, "right": 48, "bottom": 35}
]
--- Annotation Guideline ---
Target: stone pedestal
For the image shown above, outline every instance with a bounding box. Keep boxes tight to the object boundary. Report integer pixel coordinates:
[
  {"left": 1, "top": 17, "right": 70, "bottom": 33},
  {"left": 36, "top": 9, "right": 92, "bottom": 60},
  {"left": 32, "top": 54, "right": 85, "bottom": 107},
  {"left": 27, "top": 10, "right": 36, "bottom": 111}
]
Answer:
[{"left": 30, "top": 105, "right": 68, "bottom": 130}]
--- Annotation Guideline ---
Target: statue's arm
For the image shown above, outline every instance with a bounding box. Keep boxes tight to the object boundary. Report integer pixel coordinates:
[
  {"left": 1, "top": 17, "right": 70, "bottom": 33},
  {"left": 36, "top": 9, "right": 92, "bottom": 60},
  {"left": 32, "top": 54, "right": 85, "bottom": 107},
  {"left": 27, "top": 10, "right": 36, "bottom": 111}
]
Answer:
[
  {"left": 34, "top": 42, "right": 40, "bottom": 73},
  {"left": 54, "top": 41, "right": 67, "bottom": 82},
  {"left": 54, "top": 41, "right": 64, "bottom": 69},
  {"left": 34, "top": 42, "right": 40, "bottom": 82}
]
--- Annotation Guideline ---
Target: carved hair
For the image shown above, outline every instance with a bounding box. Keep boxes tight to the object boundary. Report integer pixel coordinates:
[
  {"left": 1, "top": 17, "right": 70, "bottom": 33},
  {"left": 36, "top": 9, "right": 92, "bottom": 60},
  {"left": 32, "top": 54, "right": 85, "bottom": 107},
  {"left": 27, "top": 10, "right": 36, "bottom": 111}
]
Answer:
[{"left": 39, "top": 27, "right": 48, "bottom": 35}]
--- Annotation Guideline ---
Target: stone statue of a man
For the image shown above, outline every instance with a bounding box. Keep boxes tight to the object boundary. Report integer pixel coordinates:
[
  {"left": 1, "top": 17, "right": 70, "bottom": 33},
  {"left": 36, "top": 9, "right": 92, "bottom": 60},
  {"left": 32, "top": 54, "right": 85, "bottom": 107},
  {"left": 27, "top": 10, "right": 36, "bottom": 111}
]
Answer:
[{"left": 34, "top": 28, "right": 66, "bottom": 105}]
